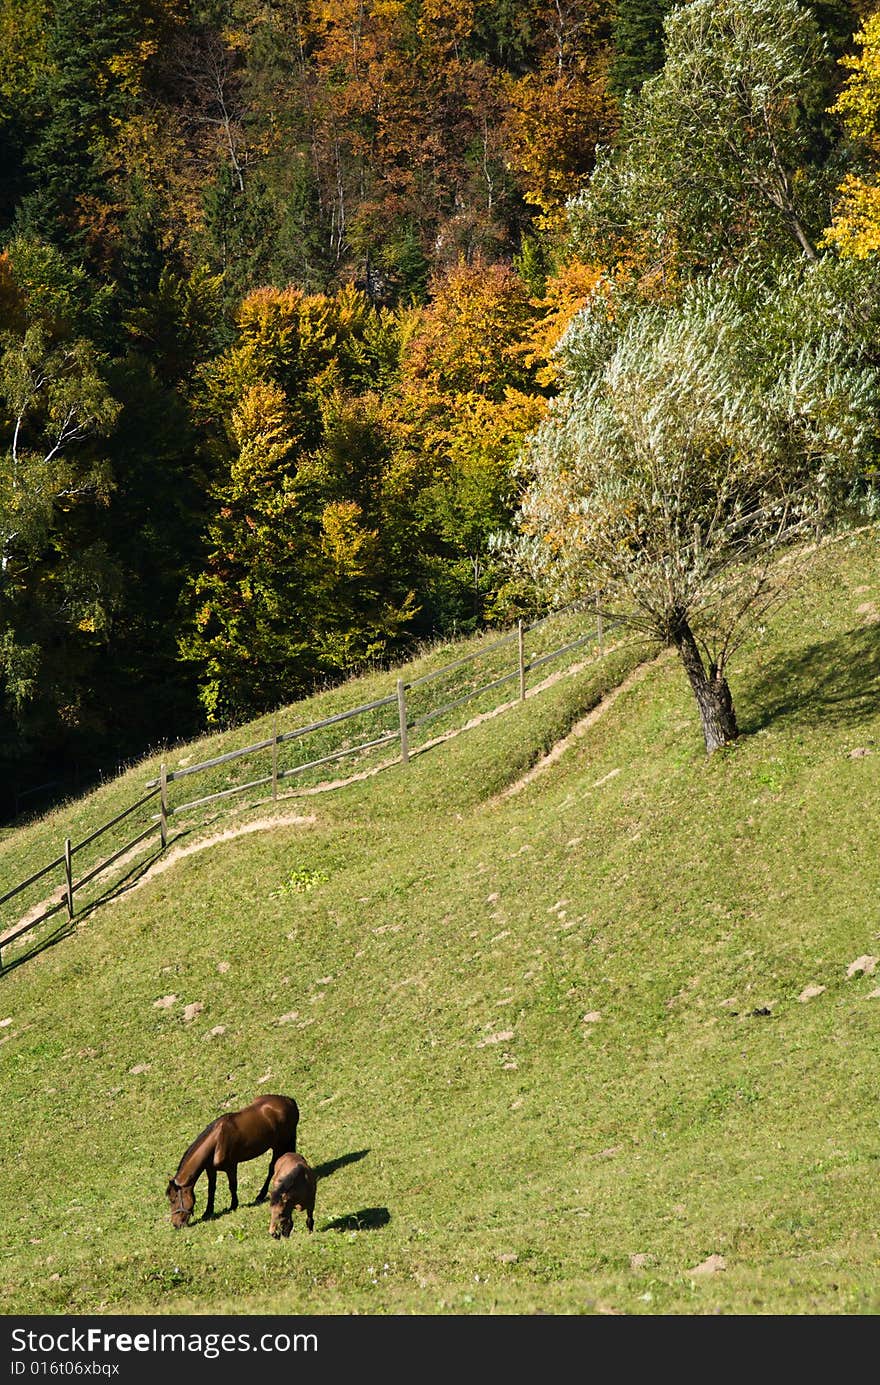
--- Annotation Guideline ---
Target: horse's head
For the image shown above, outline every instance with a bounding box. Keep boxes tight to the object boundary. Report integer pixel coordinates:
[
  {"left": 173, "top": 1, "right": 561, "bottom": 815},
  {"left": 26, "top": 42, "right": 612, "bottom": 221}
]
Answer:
[
  {"left": 166, "top": 1178, "right": 195, "bottom": 1228},
  {"left": 268, "top": 1191, "right": 292, "bottom": 1239}
]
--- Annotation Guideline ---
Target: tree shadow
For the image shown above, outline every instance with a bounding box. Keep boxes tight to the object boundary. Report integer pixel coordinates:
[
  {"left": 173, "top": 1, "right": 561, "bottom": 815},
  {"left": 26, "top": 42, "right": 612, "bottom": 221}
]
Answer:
[
  {"left": 321, "top": 1207, "right": 390, "bottom": 1233},
  {"left": 738, "top": 624, "right": 880, "bottom": 736},
  {"left": 313, "top": 1149, "right": 370, "bottom": 1181}
]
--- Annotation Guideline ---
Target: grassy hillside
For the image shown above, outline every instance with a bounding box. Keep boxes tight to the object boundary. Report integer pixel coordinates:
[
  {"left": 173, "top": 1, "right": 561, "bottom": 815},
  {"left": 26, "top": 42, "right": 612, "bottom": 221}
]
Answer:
[
  {"left": 0, "top": 606, "right": 600, "bottom": 934},
  {"left": 0, "top": 529, "right": 878, "bottom": 1316}
]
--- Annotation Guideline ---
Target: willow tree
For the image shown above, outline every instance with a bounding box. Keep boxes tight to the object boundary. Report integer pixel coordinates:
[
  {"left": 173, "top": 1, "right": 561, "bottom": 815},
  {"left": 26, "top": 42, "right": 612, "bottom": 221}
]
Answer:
[{"left": 513, "top": 268, "right": 878, "bottom": 752}]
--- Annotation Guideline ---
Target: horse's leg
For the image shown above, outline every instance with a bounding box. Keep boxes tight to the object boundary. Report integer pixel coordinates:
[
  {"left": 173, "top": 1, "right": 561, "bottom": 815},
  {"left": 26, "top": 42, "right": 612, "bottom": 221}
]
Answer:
[
  {"left": 204, "top": 1167, "right": 217, "bottom": 1219},
  {"left": 255, "top": 1150, "right": 278, "bottom": 1203},
  {"left": 226, "top": 1165, "right": 238, "bottom": 1211}
]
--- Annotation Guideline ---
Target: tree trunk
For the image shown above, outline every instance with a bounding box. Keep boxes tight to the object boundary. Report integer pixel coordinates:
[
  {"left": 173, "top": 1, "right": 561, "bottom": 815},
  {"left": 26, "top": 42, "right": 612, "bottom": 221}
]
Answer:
[{"left": 671, "top": 617, "right": 738, "bottom": 754}]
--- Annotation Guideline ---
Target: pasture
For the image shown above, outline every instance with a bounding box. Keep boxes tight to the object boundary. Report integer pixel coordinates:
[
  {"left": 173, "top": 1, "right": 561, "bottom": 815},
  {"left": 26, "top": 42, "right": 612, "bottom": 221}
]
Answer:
[{"left": 0, "top": 529, "right": 878, "bottom": 1315}]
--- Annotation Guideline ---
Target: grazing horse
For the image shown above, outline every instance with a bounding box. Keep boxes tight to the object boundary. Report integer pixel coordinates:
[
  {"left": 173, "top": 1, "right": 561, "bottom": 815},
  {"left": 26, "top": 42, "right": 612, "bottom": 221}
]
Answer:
[
  {"left": 166, "top": 1093, "right": 299, "bottom": 1228},
  {"left": 268, "top": 1152, "right": 316, "bottom": 1237}
]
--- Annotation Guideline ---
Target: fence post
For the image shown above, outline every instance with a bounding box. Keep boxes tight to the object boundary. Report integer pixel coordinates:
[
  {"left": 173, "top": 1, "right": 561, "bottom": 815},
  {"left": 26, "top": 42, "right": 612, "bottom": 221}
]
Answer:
[
  {"left": 272, "top": 712, "right": 279, "bottom": 800},
  {"left": 64, "top": 837, "right": 74, "bottom": 921},
  {"left": 397, "top": 679, "right": 410, "bottom": 766},
  {"left": 517, "top": 619, "right": 526, "bottom": 702},
  {"left": 596, "top": 600, "right": 604, "bottom": 657},
  {"left": 159, "top": 763, "right": 168, "bottom": 850}
]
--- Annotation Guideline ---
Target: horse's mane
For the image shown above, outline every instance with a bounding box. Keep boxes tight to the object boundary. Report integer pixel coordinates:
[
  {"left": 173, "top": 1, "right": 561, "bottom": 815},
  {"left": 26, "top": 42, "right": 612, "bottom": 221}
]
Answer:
[{"left": 176, "top": 1116, "right": 222, "bottom": 1175}]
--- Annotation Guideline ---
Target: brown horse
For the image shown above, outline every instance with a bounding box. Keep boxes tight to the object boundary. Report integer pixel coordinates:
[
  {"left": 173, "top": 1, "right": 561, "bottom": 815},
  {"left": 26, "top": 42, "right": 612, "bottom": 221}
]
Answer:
[
  {"left": 268, "top": 1151, "right": 316, "bottom": 1237},
  {"left": 166, "top": 1093, "right": 299, "bottom": 1228}
]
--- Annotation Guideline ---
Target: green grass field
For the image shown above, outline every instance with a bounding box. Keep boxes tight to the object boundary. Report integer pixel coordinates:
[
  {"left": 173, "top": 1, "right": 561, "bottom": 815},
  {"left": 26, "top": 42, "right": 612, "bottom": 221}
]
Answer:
[{"left": 1, "top": 528, "right": 878, "bottom": 1315}]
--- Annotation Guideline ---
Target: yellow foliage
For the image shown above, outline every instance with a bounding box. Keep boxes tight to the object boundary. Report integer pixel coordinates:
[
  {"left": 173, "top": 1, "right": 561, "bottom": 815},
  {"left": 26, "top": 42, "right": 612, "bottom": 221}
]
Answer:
[
  {"left": 503, "top": 59, "right": 615, "bottom": 221},
  {"left": 825, "top": 14, "right": 880, "bottom": 256},
  {"left": 524, "top": 260, "right": 606, "bottom": 386},
  {"left": 0, "top": 0, "right": 49, "bottom": 106},
  {"left": 320, "top": 501, "right": 377, "bottom": 578},
  {"left": 106, "top": 41, "right": 159, "bottom": 100},
  {"left": 833, "top": 13, "right": 880, "bottom": 145},
  {"left": 402, "top": 257, "right": 535, "bottom": 399},
  {"left": 230, "top": 380, "right": 291, "bottom": 447},
  {"left": 823, "top": 174, "right": 880, "bottom": 256},
  {"left": 447, "top": 388, "right": 548, "bottom": 470},
  {"left": 417, "top": 0, "right": 474, "bottom": 53},
  {"left": 238, "top": 286, "right": 305, "bottom": 340}
]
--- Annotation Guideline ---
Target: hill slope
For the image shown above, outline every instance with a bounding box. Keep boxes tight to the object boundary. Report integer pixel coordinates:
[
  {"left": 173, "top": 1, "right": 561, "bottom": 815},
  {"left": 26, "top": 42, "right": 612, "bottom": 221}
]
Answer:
[{"left": 1, "top": 530, "right": 879, "bottom": 1316}]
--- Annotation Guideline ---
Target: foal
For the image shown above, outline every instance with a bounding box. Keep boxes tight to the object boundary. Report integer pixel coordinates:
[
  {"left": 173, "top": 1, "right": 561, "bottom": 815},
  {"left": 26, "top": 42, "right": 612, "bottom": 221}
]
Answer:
[
  {"left": 268, "top": 1152, "right": 316, "bottom": 1237},
  {"left": 166, "top": 1093, "right": 299, "bottom": 1227}
]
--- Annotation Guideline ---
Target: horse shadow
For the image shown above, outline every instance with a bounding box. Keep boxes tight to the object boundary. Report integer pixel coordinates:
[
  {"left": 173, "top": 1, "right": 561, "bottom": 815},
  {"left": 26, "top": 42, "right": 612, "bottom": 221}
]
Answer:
[
  {"left": 313, "top": 1149, "right": 370, "bottom": 1181},
  {"left": 321, "top": 1207, "right": 390, "bottom": 1232},
  {"left": 309, "top": 1150, "right": 385, "bottom": 1233},
  {"left": 201, "top": 1205, "right": 237, "bottom": 1223}
]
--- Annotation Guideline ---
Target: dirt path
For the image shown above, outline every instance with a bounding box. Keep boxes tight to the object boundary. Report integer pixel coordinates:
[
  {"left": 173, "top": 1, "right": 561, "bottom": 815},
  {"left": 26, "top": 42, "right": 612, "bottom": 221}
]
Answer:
[
  {"left": 2, "top": 812, "right": 316, "bottom": 944},
  {"left": 105, "top": 811, "right": 318, "bottom": 905},
  {"left": 496, "top": 652, "right": 668, "bottom": 801},
  {"left": 4, "top": 638, "right": 637, "bottom": 942}
]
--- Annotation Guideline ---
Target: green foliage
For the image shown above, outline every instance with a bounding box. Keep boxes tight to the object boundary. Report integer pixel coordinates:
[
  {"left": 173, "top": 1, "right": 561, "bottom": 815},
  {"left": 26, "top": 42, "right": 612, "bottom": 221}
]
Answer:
[
  {"left": 0, "top": 241, "right": 124, "bottom": 766},
  {"left": 609, "top": 0, "right": 676, "bottom": 99},
  {"left": 19, "top": 0, "right": 172, "bottom": 253},
  {"left": 271, "top": 866, "right": 330, "bottom": 896},
  {"left": 124, "top": 264, "right": 229, "bottom": 383},
  {"left": 573, "top": 0, "right": 835, "bottom": 273},
  {"left": 512, "top": 232, "right": 550, "bottom": 297}
]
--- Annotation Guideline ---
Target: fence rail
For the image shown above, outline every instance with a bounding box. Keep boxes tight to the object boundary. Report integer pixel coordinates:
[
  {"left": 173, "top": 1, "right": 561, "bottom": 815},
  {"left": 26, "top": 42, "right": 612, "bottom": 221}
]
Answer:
[
  {"left": 0, "top": 852, "right": 67, "bottom": 910},
  {"left": 1, "top": 604, "right": 612, "bottom": 972},
  {"left": 71, "top": 786, "right": 162, "bottom": 853}
]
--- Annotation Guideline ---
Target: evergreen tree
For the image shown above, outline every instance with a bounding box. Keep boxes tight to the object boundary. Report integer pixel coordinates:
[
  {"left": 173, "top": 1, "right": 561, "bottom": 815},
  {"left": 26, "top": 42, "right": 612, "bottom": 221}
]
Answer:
[
  {"left": 610, "top": 0, "right": 677, "bottom": 100},
  {"left": 20, "top": 0, "right": 153, "bottom": 253}
]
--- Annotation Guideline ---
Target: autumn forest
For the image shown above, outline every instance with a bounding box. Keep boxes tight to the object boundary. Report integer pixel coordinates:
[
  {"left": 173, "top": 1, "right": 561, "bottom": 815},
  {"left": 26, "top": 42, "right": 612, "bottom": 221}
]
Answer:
[{"left": 1, "top": 0, "right": 878, "bottom": 812}]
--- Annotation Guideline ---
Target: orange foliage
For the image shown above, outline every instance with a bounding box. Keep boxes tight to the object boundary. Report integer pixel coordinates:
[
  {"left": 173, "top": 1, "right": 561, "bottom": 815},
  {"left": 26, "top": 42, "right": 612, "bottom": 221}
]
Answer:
[
  {"left": 524, "top": 259, "right": 606, "bottom": 385},
  {"left": 504, "top": 63, "right": 615, "bottom": 219},
  {"left": 402, "top": 258, "right": 536, "bottom": 400}
]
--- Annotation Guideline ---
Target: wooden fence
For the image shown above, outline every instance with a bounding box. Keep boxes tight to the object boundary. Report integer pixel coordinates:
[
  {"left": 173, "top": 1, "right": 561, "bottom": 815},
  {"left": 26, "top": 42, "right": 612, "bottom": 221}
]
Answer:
[{"left": 0, "top": 605, "right": 611, "bottom": 971}]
